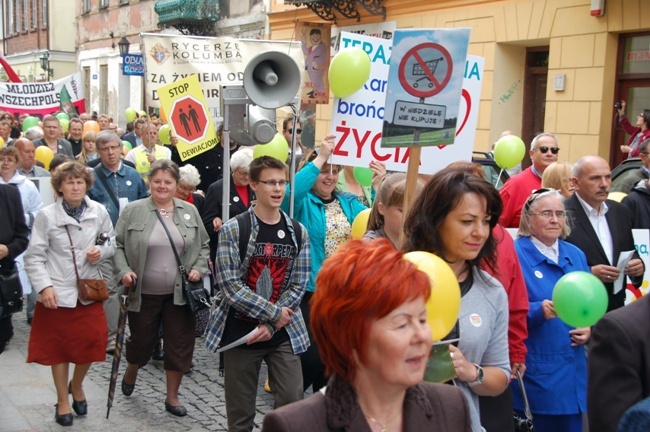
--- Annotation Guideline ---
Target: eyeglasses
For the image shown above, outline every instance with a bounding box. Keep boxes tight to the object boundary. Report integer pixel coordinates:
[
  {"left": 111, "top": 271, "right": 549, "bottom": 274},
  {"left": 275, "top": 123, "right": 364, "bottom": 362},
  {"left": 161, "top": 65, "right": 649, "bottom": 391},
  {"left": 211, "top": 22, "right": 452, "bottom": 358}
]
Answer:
[
  {"left": 536, "top": 146, "right": 560, "bottom": 154},
  {"left": 258, "top": 179, "right": 287, "bottom": 187},
  {"left": 0, "top": 158, "right": 16, "bottom": 163},
  {"left": 98, "top": 145, "right": 122, "bottom": 152},
  {"left": 287, "top": 128, "right": 302, "bottom": 134},
  {"left": 529, "top": 210, "right": 566, "bottom": 219}
]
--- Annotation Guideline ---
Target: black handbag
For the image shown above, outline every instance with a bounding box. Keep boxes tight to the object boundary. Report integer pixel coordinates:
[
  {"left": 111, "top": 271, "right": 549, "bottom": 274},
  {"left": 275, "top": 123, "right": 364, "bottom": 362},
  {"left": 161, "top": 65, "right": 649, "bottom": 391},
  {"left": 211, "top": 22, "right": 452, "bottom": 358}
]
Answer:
[
  {"left": 0, "top": 269, "right": 23, "bottom": 319},
  {"left": 513, "top": 370, "right": 534, "bottom": 432},
  {"left": 156, "top": 210, "right": 211, "bottom": 313}
]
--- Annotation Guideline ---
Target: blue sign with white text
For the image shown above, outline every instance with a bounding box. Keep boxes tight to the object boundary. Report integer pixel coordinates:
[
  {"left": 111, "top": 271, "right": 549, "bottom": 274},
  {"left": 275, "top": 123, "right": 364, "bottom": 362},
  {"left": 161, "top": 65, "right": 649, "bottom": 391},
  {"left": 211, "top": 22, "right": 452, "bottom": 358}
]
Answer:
[{"left": 122, "top": 54, "right": 144, "bottom": 76}]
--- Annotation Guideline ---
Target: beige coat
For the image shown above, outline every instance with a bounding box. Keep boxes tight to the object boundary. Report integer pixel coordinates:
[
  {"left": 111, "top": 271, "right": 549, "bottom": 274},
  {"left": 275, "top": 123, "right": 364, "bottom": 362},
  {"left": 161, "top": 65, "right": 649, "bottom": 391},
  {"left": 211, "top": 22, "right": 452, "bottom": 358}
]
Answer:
[
  {"left": 24, "top": 197, "right": 115, "bottom": 308},
  {"left": 113, "top": 197, "right": 210, "bottom": 312}
]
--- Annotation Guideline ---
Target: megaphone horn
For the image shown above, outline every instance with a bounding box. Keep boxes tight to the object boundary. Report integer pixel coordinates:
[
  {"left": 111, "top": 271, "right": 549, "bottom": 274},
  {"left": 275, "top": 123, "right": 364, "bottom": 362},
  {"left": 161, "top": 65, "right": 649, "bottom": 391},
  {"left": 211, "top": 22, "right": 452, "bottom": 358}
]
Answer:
[{"left": 243, "top": 51, "right": 301, "bottom": 109}]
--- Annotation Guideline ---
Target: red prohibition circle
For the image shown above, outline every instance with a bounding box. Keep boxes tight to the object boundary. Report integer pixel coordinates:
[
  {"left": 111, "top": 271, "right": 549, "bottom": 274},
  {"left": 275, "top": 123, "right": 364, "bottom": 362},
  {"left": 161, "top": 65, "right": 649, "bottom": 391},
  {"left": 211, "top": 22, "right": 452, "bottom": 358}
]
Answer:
[{"left": 398, "top": 42, "right": 453, "bottom": 98}]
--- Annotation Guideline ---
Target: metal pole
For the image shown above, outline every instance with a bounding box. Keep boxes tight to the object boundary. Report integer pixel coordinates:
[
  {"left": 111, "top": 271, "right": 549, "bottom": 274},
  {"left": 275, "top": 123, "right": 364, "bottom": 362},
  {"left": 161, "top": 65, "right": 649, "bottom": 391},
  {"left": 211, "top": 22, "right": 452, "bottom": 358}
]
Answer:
[
  {"left": 222, "top": 104, "right": 231, "bottom": 222},
  {"left": 288, "top": 104, "right": 298, "bottom": 218}
]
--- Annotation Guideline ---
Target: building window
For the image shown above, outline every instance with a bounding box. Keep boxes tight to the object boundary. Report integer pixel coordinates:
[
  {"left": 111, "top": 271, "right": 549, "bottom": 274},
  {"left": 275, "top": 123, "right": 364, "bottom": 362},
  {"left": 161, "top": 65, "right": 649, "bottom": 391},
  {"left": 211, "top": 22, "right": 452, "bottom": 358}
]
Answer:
[
  {"left": 7, "top": 0, "right": 15, "bottom": 35},
  {"left": 31, "top": 0, "right": 37, "bottom": 28},
  {"left": 23, "top": 0, "right": 29, "bottom": 31},
  {"left": 99, "top": 64, "right": 108, "bottom": 115},
  {"left": 100, "top": 0, "right": 109, "bottom": 9},
  {"left": 84, "top": 66, "right": 91, "bottom": 112},
  {"left": 41, "top": 0, "right": 46, "bottom": 27},
  {"left": 82, "top": 0, "right": 90, "bottom": 13},
  {"left": 119, "top": 0, "right": 129, "bottom": 4},
  {"left": 16, "top": 0, "right": 22, "bottom": 33}
]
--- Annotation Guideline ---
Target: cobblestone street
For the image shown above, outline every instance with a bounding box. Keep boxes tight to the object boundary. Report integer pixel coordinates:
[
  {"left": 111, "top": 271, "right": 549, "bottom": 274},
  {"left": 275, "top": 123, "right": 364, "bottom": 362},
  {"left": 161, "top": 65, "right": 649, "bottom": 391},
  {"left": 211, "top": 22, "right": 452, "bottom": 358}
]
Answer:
[{"left": 0, "top": 315, "right": 279, "bottom": 431}]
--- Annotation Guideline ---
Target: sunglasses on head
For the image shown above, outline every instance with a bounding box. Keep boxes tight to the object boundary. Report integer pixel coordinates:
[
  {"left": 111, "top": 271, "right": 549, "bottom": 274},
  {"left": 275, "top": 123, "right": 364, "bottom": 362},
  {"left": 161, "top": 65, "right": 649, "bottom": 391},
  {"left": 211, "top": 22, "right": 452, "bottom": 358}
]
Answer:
[
  {"left": 537, "top": 146, "right": 560, "bottom": 154},
  {"left": 524, "top": 188, "right": 554, "bottom": 211}
]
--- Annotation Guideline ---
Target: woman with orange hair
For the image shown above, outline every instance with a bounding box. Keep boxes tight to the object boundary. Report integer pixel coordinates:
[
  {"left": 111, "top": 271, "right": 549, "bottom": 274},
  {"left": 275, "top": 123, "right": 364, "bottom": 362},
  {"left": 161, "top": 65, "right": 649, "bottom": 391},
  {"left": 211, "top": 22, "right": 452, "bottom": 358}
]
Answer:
[{"left": 262, "top": 239, "right": 471, "bottom": 431}]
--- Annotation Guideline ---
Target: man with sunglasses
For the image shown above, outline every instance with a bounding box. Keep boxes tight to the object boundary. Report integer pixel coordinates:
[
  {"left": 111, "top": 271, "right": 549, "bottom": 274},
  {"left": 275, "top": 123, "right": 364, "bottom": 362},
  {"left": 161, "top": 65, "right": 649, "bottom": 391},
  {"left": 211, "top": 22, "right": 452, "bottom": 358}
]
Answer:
[
  {"left": 564, "top": 155, "right": 644, "bottom": 312},
  {"left": 205, "top": 155, "right": 310, "bottom": 432},
  {"left": 282, "top": 116, "right": 305, "bottom": 159},
  {"left": 499, "top": 133, "right": 560, "bottom": 228}
]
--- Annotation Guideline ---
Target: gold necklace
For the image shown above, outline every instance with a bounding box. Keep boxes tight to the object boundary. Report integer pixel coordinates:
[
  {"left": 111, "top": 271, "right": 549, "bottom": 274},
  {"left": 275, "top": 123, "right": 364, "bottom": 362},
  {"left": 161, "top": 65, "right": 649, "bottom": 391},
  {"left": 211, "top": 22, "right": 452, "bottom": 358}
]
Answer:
[{"left": 364, "top": 410, "right": 402, "bottom": 432}]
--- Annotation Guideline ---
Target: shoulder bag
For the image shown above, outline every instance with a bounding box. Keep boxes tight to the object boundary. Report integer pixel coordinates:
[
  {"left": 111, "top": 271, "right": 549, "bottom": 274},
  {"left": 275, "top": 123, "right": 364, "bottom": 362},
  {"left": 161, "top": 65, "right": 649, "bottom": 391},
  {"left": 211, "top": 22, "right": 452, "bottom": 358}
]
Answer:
[
  {"left": 155, "top": 210, "right": 211, "bottom": 313},
  {"left": 0, "top": 267, "right": 23, "bottom": 318},
  {"left": 65, "top": 226, "right": 109, "bottom": 302},
  {"left": 513, "top": 369, "right": 534, "bottom": 432}
]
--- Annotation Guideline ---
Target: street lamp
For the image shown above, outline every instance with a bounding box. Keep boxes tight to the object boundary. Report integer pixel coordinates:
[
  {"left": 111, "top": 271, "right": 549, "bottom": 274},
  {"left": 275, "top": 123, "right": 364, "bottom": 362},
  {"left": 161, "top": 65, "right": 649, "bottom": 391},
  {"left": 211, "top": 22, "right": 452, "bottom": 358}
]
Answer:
[
  {"left": 118, "top": 37, "right": 130, "bottom": 56},
  {"left": 39, "top": 51, "right": 53, "bottom": 79}
]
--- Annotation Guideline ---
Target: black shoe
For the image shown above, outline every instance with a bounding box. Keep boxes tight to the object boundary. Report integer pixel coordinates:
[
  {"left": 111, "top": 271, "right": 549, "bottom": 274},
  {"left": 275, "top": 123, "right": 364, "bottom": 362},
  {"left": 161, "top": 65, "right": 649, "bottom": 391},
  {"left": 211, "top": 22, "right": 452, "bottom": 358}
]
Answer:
[
  {"left": 55, "top": 404, "right": 73, "bottom": 426},
  {"left": 152, "top": 342, "right": 164, "bottom": 361},
  {"left": 121, "top": 376, "right": 135, "bottom": 396},
  {"left": 165, "top": 401, "right": 187, "bottom": 417},
  {"left": 27, "top": 317, "right": 32, "bottom": 325},
  {"left": 72, "top": 398, "right": 87, "bottom": 416}
]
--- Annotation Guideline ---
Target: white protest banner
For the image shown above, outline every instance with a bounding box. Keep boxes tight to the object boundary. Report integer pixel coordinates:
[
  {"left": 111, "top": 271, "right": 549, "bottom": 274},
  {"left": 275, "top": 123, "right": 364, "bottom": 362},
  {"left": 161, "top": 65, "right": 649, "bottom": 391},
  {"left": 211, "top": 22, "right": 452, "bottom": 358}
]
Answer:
[
  {"left": 626, "top": 229, "right": 650, "bottom": 304},
  {"left": 382, "top": 28, "right": 471, "bottom": 148},
  {"left": 330, "top": 21, "right": 397, "bottom": 52},
  {"left": 330, "top": 32, "right": 483, "bottom": 175},
  {"left": 0, "top": 73, "right": 85, "bottom": 118},
  {"left": 142, "top": 34, "right": 304, "bottom": 119}
]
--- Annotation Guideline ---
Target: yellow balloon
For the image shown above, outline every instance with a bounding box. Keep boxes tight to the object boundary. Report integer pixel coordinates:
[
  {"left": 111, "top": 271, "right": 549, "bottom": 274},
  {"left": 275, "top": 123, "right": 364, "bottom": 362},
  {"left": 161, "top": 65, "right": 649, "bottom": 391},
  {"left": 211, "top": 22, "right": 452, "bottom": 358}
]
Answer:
[
  {"left": 607, "top": 191, "right": 627, "bottom": 203},
  {"left": 351, "top": 208, "right": 371, "bottom": 240},
  {"left": 34, "top": 146, "right": 55, "bottom": 170},
  {"left": 403, "top": 251, "right": 461, "bottom": 341}
]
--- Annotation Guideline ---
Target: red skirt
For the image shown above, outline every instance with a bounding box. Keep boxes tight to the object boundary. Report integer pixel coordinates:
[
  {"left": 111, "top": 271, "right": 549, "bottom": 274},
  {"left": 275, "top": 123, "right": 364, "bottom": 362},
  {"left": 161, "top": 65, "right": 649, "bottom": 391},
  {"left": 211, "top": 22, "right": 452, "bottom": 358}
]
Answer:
[{"left": 27, "top": 301, "right": 108, "bottom": 365}]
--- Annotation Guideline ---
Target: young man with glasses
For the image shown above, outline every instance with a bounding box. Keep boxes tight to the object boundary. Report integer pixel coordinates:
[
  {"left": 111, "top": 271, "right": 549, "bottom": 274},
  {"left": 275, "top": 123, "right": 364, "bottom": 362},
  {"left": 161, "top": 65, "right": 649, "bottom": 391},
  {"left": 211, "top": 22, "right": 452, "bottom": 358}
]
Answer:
[
  {"left": 87, "top": 131, "right": 148, "bottom": 354},
  {"left": 206, "top": 155, "right": 310, "bottom": 432},
  {"left": 499, "top": 132, "right": 560, "bottom": 228},
  {"left": 564, "top": 155, "right": 644, "bottom": 312},
  {"left": 33, "top": 115, "right": 74, "bottom": 158}
]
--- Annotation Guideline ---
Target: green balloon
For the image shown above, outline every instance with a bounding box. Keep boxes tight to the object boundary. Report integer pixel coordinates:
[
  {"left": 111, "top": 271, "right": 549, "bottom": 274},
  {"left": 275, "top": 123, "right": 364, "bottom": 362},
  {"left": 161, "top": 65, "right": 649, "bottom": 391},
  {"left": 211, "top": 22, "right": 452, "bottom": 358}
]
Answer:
[
  {"left": 56, "top": 113, "right": 70, "bottom": 122},
  {"left": 253, "top": 134, "right": 289, "bottom": 162},
  {"left": 22, "top": 116, "right": 39, "bottom": 132},
  {"left": 122, "top": 140, "right": 132, "bottom": 150},
  {"left": 353, "top": 166, "right": 373, "bottom": 187},
  {"left": 328, "top": 47, "right": 371, "bottom": 99},
  {"left": 552, "top": 271, "right": 608, "bottom": 328},
  {"left": 493, "top": 135, "right": 526, "bottom": 169},
  {"left": 59, "top": 118, "right": 70, "bottom": 133},
  {"left": 125, "top": 108, "right": 137, "bottom": 122}
]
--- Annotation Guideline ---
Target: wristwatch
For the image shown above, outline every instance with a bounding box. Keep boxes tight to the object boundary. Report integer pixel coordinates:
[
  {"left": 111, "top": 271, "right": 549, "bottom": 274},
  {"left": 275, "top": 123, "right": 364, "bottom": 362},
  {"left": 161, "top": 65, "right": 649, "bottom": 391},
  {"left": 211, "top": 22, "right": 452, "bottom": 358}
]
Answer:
[{"left": 467, "top": 363, "right": 484, "bottom": 387}]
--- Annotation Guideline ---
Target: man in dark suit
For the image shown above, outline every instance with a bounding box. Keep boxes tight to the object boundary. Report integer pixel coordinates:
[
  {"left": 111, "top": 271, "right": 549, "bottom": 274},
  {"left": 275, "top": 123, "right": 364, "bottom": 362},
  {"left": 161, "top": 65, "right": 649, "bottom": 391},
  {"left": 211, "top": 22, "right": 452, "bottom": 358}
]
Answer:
[
  {"left": 122, "top": 118, "right": 145, "bottom": 149},
  {"left": 588, "top": 294, "right": 650, "bottom": 432},
  {"left": 564, "top": 155, "right": 644, "bottom": 312},
  {"left": 0, "top": 183, "right": 29, "bottom": 354}
]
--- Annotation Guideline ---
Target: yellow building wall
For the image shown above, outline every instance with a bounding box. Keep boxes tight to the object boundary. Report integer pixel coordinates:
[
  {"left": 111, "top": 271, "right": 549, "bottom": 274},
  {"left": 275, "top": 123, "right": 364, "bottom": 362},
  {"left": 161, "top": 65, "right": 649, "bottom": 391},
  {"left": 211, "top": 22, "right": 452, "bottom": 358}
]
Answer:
[{"left": 269, "top": 0, "right": 650, "bottom": 163}]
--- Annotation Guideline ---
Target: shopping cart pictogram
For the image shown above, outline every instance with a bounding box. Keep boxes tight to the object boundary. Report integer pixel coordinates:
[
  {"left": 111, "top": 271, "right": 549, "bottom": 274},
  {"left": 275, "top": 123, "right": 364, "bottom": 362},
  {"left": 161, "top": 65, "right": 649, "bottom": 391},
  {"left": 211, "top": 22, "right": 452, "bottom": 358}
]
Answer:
[{"left": 412, "top": 57, "right": 444, "bottom": 88}]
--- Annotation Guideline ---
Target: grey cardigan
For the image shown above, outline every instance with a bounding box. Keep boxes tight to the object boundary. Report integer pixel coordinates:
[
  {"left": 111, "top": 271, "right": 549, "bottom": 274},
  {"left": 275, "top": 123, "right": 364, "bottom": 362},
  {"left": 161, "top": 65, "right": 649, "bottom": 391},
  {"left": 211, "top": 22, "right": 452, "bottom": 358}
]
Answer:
[{"left": 113, "top": 197, "right": 210, "bottom": 312}]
